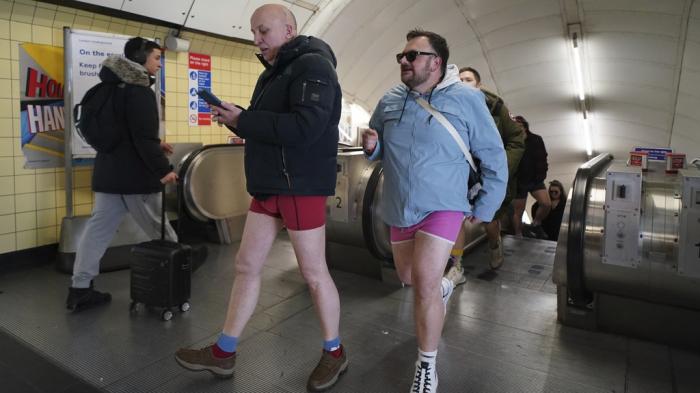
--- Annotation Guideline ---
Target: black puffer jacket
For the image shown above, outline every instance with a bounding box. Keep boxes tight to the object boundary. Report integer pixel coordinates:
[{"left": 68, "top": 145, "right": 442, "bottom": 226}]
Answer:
[
  {"left": 232, "top": 35, "right": 341, "bottom": 197},
  {"left": 516, "top": 130, "right": 548, "bottom": 184},
  {"left": 91, "top": 56, "right": 170, "bottom": 194}
]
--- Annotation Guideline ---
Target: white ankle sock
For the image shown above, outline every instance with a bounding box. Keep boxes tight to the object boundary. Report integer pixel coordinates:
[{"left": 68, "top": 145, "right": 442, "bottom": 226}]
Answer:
[{"left": 418, "top": 349, "right": 437, "bottom": 365}]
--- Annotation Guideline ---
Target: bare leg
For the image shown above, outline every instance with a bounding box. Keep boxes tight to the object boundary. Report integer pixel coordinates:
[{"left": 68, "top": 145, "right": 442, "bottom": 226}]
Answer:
[
  {"left": 411, "top": 232, "right": 453, "bottom": 352},
  {"left": 392, "top": 240, "right": 415, "bottom": 284},
  {"left": 289, "top": 225, "right": 340, "bottom": 341},
  {"left": 512, "top": 198, "right": 527, "bottom": 236},
  {"left": 484, "top": 219, "right": 501, "bottom": 248},
  {"left": 221, "top": 211, "right": 282, "bottom": 337},
  {"left": 530, "top": 189, "right": 551, "bottom": 225},
  {"left": 451, "top": 218, "right": 467, "bottom": 252}
]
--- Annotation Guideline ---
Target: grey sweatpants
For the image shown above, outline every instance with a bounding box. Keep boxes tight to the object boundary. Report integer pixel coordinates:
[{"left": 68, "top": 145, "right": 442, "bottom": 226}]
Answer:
[{"left": 71, "top": 192, "right": 177, "bottom": 288}]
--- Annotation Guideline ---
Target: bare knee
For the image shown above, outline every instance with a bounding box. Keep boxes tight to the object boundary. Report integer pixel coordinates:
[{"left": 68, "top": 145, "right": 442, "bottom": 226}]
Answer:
[
  {"left": 234, "top": 253, "right": 263, "bottom": 278},
  {"left": 396, "top": 268, "right": 412, "bottom": 286},
  {"left": 413, "top": 282, "right": 438, "bottom": 303}
]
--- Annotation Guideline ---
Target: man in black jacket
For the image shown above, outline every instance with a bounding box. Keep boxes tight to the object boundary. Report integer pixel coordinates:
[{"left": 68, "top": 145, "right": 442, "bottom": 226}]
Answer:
[
  {"left": 66, "top": 38, "right": 178, "bottom": 311},
  {"left": 175, "top": 4, "right": 347, "bottom": 392}
]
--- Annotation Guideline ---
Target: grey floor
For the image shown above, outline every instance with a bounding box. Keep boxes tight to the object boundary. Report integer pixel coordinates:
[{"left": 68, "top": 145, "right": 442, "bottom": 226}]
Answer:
[{"left": 0, "top": 234, "right": 699, "bottom": 393}]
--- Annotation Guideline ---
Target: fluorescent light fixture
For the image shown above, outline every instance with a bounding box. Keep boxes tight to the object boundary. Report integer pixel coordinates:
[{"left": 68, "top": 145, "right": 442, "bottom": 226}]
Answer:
[
  {"left": 582, "top": 116, "right": 592, "bottom": 156},
  {"left": 569, "top": 24, "right": 586, "bottom": 101},
  {"left": 572, "top": 39, "right": 585, "bottom": 101}
]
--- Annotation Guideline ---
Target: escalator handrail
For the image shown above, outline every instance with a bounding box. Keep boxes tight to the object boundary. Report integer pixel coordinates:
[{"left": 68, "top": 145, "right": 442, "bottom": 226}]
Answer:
[
  {"left": 361, "top": 162, "right": 391, "bottom": 261},
  {"left": 567, "top": 152, "right": 614, "bottom": 308},
  {"left": 177, "top": 144, "right": 245, "bottom": 221}
]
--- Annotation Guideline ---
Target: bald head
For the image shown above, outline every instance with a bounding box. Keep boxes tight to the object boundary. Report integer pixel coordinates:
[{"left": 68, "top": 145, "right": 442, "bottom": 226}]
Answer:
[
  {"left": 251, "top": 4, "right": 298, "bottom": 64},
  {"left": 253, "top": 4, "right": 297, "bottom": 33}
]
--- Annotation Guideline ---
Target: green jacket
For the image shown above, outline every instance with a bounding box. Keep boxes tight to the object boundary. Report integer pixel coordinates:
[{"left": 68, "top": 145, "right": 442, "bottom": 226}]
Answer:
[{"left": 482, "top": 89, "right": 525, "bottom": 201}]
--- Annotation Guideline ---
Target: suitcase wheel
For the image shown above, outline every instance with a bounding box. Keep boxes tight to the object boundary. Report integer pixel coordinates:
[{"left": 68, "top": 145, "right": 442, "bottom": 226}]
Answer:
[
  {"left": 180, "top": 302, "right": 191, "bottom": 312},
  {"left": 162, "top": 309, "right": 174, "bottom": 321}
]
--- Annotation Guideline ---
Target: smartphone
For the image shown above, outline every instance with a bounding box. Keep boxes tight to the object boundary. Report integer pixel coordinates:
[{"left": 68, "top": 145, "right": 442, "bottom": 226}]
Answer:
[{"left": 197, "top": 89, "right": 222, "bottom": 107}]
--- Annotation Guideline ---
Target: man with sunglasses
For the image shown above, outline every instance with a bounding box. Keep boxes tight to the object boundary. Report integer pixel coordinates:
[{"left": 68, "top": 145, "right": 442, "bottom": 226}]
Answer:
[{"left": 362, "top": 29, "right": 507, "bottom": 393}]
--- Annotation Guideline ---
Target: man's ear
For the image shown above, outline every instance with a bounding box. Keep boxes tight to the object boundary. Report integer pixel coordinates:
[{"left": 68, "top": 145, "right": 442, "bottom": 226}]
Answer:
[{"left": 432, "top": 56, "right": 442, "bottom": 72}]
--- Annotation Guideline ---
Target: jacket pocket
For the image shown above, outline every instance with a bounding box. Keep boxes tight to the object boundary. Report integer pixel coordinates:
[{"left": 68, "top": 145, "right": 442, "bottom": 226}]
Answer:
[
  {"left": 300, "top": 78, "right": 329, "bottom": 104},
  {"left": 382, "top": 104, "right": 403, "bottom": 126}
]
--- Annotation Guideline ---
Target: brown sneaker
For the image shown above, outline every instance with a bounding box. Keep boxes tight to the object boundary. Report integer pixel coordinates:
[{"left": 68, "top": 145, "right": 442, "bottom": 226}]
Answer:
[
  {"left": 489, "top": 240, "right": 504, "bottom": 270},
  {"left": 174, "top": 344, "right": 236, "bottom": 379},
  {"left": 307, "top": 345, "right": 349, "bottom": 392}
]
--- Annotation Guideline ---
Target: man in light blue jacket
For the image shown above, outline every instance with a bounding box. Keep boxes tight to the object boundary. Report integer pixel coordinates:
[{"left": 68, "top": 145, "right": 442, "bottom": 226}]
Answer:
[{"left": 362, "top": 29, "right": 507, "bottom": 393}]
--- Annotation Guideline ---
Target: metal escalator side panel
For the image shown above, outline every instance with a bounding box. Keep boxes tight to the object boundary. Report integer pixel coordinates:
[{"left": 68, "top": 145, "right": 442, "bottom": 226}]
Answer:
[
  {"left": 179, "top": 144, "right": 250, "bottom": 221},
  {"left": 362, "top": 162, "right": 392, "bottom": 261},
  {"left": 563, "top": 153, "right": 614, "bottom": 308}
]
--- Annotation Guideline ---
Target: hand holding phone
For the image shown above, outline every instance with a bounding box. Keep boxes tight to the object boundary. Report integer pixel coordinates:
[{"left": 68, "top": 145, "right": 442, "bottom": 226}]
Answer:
[{"left": 197, "top": 89, "right": 222, "bottom": 107}]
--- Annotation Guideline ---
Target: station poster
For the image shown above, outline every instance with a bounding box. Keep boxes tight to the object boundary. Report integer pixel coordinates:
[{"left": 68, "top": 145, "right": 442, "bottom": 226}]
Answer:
[
  {"left": 19, "top": 43, "right": 65, "bottom": 169},
  {"left": 188, "top": 53, "right": 212, "bottom": 126}
]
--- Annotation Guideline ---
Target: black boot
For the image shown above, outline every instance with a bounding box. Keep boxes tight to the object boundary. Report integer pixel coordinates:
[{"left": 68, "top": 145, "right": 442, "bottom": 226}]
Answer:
[{"left": 66, "top": 282, "right": 112, "bottom": 312}]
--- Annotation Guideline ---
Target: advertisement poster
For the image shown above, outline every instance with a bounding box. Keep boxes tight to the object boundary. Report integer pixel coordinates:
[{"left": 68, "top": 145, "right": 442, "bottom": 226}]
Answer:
[
  {"left": 188, "top": 53, "right": 212, "bottom": 126},
  {"left": 68, "top": 31, "right": 130, "bottom": 158},
  {"left": 19, "top": 43, "right": 65, "bottom": 169}
]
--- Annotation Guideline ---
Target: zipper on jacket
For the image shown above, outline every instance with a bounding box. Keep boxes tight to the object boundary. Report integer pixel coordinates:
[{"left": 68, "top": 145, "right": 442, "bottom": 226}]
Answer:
[
  {"left": 281, "top": 147, "right": 292, "bottom": 189},
  {"left": 301, "top": 81, "right": 307, "bottom": 104}
]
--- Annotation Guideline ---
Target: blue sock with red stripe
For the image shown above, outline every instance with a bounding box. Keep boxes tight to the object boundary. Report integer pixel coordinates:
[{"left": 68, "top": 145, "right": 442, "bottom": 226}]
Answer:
[{"left": 212, "top": 333, "right": 237, "bottom": 358}]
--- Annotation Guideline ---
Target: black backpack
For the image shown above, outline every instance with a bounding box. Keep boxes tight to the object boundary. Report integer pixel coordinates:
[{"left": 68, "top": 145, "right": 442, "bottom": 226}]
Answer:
[{"left": 73, "top": 82, "right": 124, "bottom": 153}]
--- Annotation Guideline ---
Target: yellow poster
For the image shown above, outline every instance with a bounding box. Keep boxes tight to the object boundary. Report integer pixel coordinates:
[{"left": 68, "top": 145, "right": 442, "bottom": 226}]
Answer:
[{"left": 19, "top": 43, "right": 65, "bottom": 169}]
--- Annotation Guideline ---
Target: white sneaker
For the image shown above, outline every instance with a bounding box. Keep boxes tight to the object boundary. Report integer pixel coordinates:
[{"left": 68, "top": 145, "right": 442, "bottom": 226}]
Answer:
[
  {"left": 445, "top": 263, "right": 466, "bottom": 287},
  {"left": 440, "top": 277, "right": 453, "bottom": 316},
  {"left": 410, "top": 360, "right": 438, "bottom": 393}
]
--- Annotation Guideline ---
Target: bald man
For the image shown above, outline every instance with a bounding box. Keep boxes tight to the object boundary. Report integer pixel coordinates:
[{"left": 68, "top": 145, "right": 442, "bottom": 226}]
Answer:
[{"left": 175, "top": 4, "right": 347, "bottom": 391}]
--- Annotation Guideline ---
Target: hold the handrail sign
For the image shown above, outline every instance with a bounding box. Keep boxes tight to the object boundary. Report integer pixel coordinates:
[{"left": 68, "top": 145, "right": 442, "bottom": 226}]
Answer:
[{"left": 188, "top": 53, "right": 212, "bottom": 126}]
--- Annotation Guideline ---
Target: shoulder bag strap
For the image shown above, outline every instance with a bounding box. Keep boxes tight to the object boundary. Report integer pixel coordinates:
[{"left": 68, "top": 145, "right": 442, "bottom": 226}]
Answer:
[{"left": 414, "top": 97, "right": 477, "bottom": 172}]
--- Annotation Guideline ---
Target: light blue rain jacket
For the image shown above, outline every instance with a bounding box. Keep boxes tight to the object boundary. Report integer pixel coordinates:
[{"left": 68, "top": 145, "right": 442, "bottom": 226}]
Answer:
[{"left": 368, "top": 64, "right": 508, "bottom": 228}]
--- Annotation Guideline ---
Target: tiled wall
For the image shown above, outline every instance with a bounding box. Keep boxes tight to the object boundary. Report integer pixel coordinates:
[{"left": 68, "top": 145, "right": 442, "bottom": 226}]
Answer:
[{"left": 0, "top": 0, "right": 262, "bottom": 254}]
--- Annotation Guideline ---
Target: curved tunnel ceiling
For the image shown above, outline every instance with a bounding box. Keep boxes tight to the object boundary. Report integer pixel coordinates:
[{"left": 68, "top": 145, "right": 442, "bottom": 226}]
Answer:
[
  {"left": 304, "top": 0, "right": 700, "bottom": 185},
  {"left": 75, "top": 0, "right": 700, "bottom": 186}
]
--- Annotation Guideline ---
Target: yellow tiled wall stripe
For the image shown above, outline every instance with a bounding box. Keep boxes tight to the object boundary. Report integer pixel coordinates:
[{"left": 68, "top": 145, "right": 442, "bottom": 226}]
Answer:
[{"left": 0, "top": 0, "right": 261, "bottom": 254}]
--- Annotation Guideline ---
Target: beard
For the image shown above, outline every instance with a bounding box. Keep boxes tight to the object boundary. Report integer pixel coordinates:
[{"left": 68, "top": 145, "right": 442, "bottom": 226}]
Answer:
[{"left": 401, "top": 61, "right": 431, "bottom": 89}]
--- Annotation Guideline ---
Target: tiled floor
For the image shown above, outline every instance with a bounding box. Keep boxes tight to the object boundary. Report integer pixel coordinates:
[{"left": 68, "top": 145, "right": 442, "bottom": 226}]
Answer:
[{"left": 0, "top": 234, "right": 698, "bottom": 393}]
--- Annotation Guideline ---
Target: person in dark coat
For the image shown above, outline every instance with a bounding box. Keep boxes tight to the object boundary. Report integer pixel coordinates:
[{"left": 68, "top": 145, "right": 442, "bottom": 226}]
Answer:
[
  {"left": 512, "top": 115, "right": 551, "bottom": 238},
  {"left": 444, "top": 66, "right": 525, "bottom": 282},
  {"left": 532, "top": 180, "right": 567, "bottom": 241},
  {"left": 174, "top": 5, "right": 347, "bottom": 392},
  {"left": 66, "top": 38, "right": 178, "bottom": 312}
]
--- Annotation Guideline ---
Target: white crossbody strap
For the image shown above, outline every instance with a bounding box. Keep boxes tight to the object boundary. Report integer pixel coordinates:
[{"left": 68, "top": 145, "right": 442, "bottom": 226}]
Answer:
[{"left": 415, "top": 97, "right": 477, "bottom": 172}]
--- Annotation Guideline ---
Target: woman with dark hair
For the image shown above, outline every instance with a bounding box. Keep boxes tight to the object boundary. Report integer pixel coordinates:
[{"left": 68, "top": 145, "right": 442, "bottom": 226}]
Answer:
[{"left": 531, "top": 180, "right": 567, "bottom": 241}]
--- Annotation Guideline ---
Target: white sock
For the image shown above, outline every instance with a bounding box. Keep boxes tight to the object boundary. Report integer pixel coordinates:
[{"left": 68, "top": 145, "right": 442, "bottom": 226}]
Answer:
[{"left": 418, "top": 349, "right": 437, "bottom": 365}]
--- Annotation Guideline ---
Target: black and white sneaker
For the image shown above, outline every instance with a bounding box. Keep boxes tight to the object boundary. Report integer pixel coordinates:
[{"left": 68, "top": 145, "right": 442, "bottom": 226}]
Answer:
[{"left": 410, "top": 360, "right": 438, "bottom": 393}]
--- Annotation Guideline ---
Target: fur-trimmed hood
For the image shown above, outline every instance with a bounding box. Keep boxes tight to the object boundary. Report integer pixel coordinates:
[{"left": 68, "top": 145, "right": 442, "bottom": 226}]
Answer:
[{"left": 99, "top": 55, "right": 152, "bottom": 86}]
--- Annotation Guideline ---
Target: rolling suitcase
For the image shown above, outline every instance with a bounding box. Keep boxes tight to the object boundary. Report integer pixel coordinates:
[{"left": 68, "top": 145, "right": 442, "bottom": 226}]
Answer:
[{"left": 130, "top": 188, "right": 192, "bottom": 321}]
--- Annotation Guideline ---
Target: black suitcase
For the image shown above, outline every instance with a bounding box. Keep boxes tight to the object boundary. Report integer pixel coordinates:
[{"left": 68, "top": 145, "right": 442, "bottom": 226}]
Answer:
[{"left": 130, "top": 188, "right": 192, "bottom": 321}]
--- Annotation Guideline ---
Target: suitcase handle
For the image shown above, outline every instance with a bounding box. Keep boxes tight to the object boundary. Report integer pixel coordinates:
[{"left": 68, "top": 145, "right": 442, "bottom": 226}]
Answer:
[{"left": 161, "top": 184, "right": 166, "bottom": 241}]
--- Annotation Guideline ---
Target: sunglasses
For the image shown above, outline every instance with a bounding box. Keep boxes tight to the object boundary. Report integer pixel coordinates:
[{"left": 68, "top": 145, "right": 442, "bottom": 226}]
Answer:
[{"left": 396, "top": 50, "right": 437, "bottom": 63}]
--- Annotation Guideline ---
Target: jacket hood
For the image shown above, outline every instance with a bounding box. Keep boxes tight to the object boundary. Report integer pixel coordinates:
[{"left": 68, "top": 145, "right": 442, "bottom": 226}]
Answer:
[
  {"left": 395, "top": 63, "right": 462, "bottom": 96},
  {"left": 389, "top": 64, "right": 462, "bottom": 122},
  {"left": 435, "top": 64, "right": 461, "bottom": 91},
  {"left": 256, "top": 35, "right": 338, "bottom": 69},
  {"left": 100, "top": 55, "right": 152, "bottom": 86}
]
